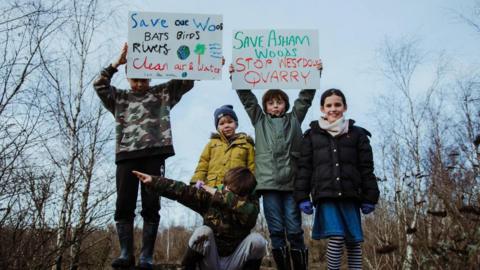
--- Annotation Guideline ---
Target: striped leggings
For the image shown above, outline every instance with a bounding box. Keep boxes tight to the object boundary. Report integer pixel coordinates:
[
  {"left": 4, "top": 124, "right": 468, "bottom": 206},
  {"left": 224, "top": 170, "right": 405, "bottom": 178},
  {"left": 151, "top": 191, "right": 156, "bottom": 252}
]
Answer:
[{"left": 326, "top": 236, "right": 362, "bottom": 270}]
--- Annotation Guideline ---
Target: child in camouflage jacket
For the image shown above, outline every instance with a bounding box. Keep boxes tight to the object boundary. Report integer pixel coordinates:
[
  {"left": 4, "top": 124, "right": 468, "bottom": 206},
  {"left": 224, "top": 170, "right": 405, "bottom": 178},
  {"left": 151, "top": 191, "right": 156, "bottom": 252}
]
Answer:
[
  {"left": 93, "top": 43, "right": 194, "bottom": 269},
  {"left": 133, "top": 167, "right": 266, "bottom": 270}
]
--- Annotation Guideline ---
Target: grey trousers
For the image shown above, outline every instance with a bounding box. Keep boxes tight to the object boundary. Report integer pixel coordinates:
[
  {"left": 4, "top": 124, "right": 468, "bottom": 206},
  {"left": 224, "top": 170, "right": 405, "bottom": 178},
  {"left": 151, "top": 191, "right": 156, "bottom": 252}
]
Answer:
[{"left": 188, "top": 225, "right": 267, "bottom": 270}]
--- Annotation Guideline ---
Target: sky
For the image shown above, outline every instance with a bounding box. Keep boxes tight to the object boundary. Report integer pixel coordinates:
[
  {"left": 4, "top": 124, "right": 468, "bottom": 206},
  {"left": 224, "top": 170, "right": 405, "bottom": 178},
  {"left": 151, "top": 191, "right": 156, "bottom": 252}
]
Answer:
[{"left": 94, "top": 0, "right": 480, "bottom": 227}]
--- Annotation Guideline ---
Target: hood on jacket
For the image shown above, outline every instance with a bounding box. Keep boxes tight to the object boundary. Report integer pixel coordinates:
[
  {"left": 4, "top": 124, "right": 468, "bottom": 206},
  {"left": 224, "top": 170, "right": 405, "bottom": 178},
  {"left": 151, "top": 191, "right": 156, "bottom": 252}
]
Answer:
[{"left": 210, "top": 132, "right": 255, "bottom": 146}]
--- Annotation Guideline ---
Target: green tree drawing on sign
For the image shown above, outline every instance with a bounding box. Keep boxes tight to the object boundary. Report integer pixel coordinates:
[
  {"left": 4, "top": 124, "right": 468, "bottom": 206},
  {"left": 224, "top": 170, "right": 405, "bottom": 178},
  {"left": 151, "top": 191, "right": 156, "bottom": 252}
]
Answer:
[{"left": 194, "top": 43, "right": 205, "bottom": 64}]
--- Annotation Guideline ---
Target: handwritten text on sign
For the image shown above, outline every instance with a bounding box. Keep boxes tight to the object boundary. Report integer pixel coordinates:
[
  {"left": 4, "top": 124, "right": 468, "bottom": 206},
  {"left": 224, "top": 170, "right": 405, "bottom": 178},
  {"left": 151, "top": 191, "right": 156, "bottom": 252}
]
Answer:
[
  {"left": 128, "top": 12, "right": 223, "bottom": 80},
  {"left": 232, "top": 29, "right": 320, "bottom": 89}
]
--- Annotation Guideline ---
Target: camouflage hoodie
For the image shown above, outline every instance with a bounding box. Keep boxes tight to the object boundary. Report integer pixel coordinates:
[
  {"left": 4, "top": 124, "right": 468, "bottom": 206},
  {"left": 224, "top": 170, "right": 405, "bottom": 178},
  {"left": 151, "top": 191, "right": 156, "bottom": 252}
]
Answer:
[
  {"left": 93, "top": 65, "right": 194, "bottom": 162},
  {"left": 149, "top": 176, "right": 260, "bottom": 257}
]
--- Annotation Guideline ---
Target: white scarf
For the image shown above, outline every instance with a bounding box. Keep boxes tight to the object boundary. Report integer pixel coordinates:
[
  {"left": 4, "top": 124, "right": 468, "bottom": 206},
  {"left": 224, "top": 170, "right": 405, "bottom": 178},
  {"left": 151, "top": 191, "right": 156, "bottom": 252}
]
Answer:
[{"left": 318, "top": 116, "right": 349, "bottom": 137}]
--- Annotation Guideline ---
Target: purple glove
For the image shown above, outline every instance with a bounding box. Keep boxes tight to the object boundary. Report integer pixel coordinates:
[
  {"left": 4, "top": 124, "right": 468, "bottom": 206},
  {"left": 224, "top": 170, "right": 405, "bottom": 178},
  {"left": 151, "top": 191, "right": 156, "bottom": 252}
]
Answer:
[
  {"left": 194, "top": 181, "right": 205, "bottom": 189},
  {"left": 299, "top": 200, "right": 314, "bottom": 215},
  {"left": 361, "top": 203, "right": 375, "bottom": 214}
]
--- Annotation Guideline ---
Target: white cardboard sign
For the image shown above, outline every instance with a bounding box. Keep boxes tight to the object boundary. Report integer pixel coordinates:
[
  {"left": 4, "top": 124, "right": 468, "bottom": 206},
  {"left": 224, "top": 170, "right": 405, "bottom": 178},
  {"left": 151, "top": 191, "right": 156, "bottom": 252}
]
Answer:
[
  {"left": 128, "top": 12, "right": 223, "bottom": 80},
  {"left": 232, "top": 29, "right": 320, "bottom": 89}
]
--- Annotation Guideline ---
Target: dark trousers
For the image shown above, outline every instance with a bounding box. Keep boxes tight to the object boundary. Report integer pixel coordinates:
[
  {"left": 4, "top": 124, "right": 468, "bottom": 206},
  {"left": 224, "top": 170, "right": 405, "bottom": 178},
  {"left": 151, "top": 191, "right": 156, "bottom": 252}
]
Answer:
[{"left": 114, "top": 156, "right": 164, "bottom": 223}]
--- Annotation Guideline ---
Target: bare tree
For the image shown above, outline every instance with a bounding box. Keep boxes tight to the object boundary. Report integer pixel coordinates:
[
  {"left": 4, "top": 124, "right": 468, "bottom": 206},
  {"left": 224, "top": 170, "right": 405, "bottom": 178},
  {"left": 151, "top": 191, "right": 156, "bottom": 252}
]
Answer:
[
  {"left": 36, "top": 0, "right": 116, "bottom": 269},
  {"left": 0, "top": 1, "right": 66, "bottom": 269},
  {"left": 453, "top": 75, "right": 480, "bottom": 199},
  {"left": 0, "top": 0, "right": 63, "bottom": 210},
  {"left": 372, "top": 37, "right": 448, "bottom": 269},
  {"left": 456, "top": 0, "right": 480, "bottom": 34}
]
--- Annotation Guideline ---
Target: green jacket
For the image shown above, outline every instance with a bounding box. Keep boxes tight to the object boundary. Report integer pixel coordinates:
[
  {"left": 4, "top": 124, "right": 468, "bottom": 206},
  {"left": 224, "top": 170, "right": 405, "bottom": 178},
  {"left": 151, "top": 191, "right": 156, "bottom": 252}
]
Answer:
[
  {"left": 191, "top": 132, "right": 255, "bottom": 187},
  {"left": 149, "top": 176, "right": 260, "bottom": 256},
  {"left": 93, "top": 65, "right": 194, "bottom": 162},
  {"left": 236, "top": 89, "right": 315, "bottom": 191}
]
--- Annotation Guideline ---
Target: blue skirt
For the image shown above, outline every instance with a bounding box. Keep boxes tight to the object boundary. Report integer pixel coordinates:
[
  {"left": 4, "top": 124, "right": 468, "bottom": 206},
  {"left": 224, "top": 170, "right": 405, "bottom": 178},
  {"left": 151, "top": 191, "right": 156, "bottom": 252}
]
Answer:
[{"left": 312, "top": 200, "right": 363, "bottom": 243}]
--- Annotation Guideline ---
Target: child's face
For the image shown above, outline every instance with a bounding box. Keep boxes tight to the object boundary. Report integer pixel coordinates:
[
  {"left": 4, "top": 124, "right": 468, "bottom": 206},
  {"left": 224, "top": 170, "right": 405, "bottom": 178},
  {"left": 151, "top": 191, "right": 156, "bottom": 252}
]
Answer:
[
  {"left": 321, "top": 94, "right": 347, "bottom": 123},
  {"left": 217, "top": 115, "right": 237, "bottom": 138},
  {"left": 224, "top": 184, "right": 241, "bottom": 196},
  {"left": 128, "top": 78, "right": 150, "bottom": 92},
  {"left": 265, "top": 98, "right": 286, "bottom": 117}
]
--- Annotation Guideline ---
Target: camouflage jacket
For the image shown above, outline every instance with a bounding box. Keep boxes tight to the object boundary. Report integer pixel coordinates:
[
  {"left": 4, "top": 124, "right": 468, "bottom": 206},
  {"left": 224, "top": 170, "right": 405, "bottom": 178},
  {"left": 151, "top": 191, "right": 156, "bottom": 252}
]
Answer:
[
  {"left": 149, "top": 176, "right": 260, "bottom": 257},
  {"left": 93, "top": 65, "right": 194, "bottom": 162}
]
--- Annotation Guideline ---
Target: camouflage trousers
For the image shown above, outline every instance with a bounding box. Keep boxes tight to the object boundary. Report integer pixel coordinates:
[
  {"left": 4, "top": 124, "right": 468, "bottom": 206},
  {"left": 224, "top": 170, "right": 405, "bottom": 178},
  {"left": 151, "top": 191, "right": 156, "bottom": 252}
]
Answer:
[{"left": 189, "top": 225, "right": 267, "bottom": 270}]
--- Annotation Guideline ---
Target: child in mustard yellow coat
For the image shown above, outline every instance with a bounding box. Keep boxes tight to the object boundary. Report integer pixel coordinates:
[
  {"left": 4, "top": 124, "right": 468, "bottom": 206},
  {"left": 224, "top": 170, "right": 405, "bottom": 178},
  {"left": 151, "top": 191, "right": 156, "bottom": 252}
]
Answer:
[{"left": 191, "top": 105, "right": 255, "bottom": 188}]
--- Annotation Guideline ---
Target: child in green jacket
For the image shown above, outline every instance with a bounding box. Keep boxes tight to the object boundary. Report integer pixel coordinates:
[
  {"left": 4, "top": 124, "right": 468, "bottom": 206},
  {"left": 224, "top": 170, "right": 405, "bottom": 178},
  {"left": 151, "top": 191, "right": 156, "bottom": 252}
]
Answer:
[{"left": 231, "top": 62, "right": 323, "bottom": 270}]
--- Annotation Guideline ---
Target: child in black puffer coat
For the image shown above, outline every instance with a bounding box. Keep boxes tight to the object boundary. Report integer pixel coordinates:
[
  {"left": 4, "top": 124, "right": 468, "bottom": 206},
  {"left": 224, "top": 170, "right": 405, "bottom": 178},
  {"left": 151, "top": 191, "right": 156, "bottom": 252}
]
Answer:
[{"left": 294, "top": 88, "right": 379, "bottom": 270}]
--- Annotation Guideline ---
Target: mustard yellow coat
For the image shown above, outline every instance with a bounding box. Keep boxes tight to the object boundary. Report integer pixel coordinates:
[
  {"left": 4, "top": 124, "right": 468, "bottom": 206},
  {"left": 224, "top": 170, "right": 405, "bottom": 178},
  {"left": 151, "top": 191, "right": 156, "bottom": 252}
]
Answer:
[{"left": 191, "top": 132, "right": 255, "bottom": 187}]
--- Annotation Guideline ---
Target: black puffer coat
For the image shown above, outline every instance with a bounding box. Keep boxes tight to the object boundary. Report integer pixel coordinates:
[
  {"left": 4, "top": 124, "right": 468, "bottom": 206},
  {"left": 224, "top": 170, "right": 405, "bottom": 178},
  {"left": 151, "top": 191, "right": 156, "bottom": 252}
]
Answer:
[{"left": 294, "top": 120, "right": 379, "bottom": 204}]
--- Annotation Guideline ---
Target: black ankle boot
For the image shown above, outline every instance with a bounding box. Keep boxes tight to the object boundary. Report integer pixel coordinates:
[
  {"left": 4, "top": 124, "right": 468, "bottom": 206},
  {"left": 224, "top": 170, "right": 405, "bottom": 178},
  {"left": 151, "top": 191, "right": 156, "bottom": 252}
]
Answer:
[
  {"left": 111, "top": 222, "right": 135, "bottom": 268},
  {"left": 242, "top": 258, "right": 263, "bottom": 270},
  {"left": 290, "top": 248, "right": 308, "bottom": 270},
  {"left": 181, "top": 247, "right": 204, "bottom": 270},
  {"left": 272, "top": 246, "right": 291, "bottom": 270},
  {"left": 137, "top": 222, "right": 159, "bottom": 270}
]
